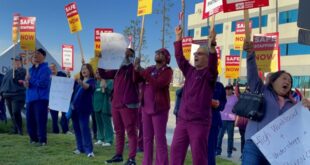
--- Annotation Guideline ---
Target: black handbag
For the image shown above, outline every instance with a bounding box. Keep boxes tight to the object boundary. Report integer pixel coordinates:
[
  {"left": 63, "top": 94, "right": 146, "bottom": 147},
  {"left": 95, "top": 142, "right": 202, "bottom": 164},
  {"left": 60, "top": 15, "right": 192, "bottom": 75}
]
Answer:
[{"left": 233, "top": 86, "right": 265, "bottom": 121}]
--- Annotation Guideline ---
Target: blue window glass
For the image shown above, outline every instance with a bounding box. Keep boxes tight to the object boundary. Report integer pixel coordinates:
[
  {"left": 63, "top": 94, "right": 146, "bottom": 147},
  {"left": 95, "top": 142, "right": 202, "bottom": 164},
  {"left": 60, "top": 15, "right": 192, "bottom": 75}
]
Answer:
[
  {"left": 279, "top": 11, "right": 287, "bottom": 24},
  {"left": 288, "top": 9, "right": 298, "bottom": 23},
  {"left": 229, "top": 49, "right": 247, "bottom": 58},
  {"left": 292, "top": 76, "right": 310, "bottom": 88},
  {"left": 279, "top": 9, "right": 298, "bottom": 24},
  {"left": 188, "top": 29, "right": 194, "bottom": 37},
  {"left": 201, "top": 24, "right": 223, "bottom": 36},
  {"left": 288, "top": 43, "right": 310, "bottom": 55},
  {"left": 231, "top": 15, "right": 268, "bottom": 31},
  {"left": 201, "top": 26, "right": 209, "bottom": 37},
  {"left": 280, "top": 42, "right": 310, "bottom": 55},
  {"left": 279, "top": 43, "right": 288, "bottom": 56},
  {"left": 214, "top": 24, "right": 223, "bottom": 34},
  {"left": 231, "top": 20, "right": 241, "bottom": 32}
]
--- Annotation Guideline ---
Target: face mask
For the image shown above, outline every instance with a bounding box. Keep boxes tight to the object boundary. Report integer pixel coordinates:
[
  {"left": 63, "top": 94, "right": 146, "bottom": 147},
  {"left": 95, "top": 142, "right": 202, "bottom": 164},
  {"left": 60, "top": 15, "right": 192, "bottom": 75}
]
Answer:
[{"left": 128, "top": 57, "right": 135, "bottom": 64}]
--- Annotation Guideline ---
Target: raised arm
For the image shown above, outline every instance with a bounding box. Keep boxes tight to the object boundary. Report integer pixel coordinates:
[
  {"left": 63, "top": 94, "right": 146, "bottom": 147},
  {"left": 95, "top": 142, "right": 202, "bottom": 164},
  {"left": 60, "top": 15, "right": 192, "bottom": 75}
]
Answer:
[
  {"left": 98, "top": 68, "right": 118, "bottom": 79},
  {"left": 174, "top": 26, "right": 192, "bottom": 76},
  {"left": 244, "top": 41, "right": 263, "bottom": 93},
  {"left": 133, "top": 58, "right": 145, "bottom": 83},
  {"left": 208, "top": 29, "right": 218, "bottom": 80}
]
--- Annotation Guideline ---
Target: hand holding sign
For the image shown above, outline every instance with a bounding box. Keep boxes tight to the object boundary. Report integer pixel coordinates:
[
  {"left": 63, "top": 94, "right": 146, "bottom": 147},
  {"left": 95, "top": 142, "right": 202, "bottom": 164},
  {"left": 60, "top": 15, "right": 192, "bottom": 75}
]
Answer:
[
  {"left": 302, "top": 98, "right": 310, "bottom": 109},
  {"left": 243, "top": 41, "right": 254, "bottom": 54},
  {"left": 209, "top": 29, "right": 217, "bottom": 53},
  {"left": 209, "top": 28, "right": 217, "bottom": 46},
  {"left": 134, "top": 57, "right": 141, "bottom": 71},
  {"left": 175, "top": 25, "right": 183, "bottom": 42}
]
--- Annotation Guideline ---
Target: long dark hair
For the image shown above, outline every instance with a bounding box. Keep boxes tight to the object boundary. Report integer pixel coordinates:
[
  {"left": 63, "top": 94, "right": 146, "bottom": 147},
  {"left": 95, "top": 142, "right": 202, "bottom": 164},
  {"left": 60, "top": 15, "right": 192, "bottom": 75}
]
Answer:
[
  {"left": 80, "top": 63, "right": 95, "bottom": 80},
  {"left": 267, "top": 70, "right": 293, "bottom": 96}
]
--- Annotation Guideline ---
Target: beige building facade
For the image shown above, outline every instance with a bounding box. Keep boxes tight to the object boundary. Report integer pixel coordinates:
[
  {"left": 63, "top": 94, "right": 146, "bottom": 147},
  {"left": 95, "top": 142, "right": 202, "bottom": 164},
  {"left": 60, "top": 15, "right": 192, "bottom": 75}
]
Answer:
[{"left": 187, "top": 0, "right": 310, "bottom": 91}]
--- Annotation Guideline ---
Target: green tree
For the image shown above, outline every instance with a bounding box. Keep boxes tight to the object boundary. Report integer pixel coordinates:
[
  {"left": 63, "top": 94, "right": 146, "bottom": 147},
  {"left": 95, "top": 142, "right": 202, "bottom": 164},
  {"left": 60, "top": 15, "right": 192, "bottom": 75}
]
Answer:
[
  {"left": 155, "top": 0, "right": 174, "bottom": 48},
  {"left": 123, "top": 19, "right": 149, "bottom": 66}
]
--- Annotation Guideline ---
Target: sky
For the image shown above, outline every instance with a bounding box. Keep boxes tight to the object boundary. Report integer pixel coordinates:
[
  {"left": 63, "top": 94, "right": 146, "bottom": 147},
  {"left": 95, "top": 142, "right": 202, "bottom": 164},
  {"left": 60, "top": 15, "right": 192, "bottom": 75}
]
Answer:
[{"left": 0, "top": 0, "right": 203, "bottom": 72}]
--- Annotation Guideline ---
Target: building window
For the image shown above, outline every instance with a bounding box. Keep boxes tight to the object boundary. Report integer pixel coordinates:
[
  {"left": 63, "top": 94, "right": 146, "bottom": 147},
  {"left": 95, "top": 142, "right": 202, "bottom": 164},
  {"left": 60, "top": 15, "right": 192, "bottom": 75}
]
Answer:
[
  {"left": 231, "top": 15, "right": 268, "bottom": 32},
  {"left": 280, "top": 43, "right": 310, "bottom": 56},
  {"left": 201, "top": 24, "right": 223, "bottom": 37},
  {"left": 188, "top": 29, "right": 194, "bottom": 37},
  {"left": 292, "top": 76, "right": 310, "bottom": 88},
  {"left": 230, "top": 49, "right": 247, "bottom": 58},
  {"left": 280, "top": 44, "right": 288, "bottom": 56},
  {"left": 201, "top": 26, "right": 209, "bottom": 37},
  {"left": 279, "top": 9, "right": 298, "bottom": 24},
  {"left": 214, "top": 24, "right": 223, "bottom": 34}
]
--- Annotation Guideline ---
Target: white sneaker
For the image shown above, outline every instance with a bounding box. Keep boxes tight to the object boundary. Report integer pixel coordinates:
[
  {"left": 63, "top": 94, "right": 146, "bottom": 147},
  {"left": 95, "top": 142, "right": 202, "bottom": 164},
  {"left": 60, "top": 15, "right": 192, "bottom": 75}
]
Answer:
[
  {"left": 73, "top": 149, "right": 81, "bottom": 155},
  {"left": 66, "top": 131, "right": 73, "bottom": 135},
  {"left": 102, "top": 142, "right": 112, "bottom": 147},
  {"left": 95, "top": 140, "right": 103, "bottom": 145},
  {"left": 87, "top": 152, "right": 95, "bottom": 158}
]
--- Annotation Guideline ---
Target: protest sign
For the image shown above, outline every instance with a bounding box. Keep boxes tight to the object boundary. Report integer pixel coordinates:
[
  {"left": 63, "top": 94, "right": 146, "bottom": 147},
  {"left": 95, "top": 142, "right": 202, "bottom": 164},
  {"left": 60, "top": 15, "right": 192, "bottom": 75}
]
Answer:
[
  {"left": 65, "top": 2, "right": 82, "bottom": 33},
  {"left": 203, "top": 0, "right": 223, "bottom": 19},
  {"left": 62, "top": 44, "right": 74, "bottom": 71},
  {"left": 98, "top": 33, "right": 128, "bottom": 69},
  {"left": 19, "top": 17, "right": 36, "bottom": 51},
  {"left": 94, "top": 28, "right": 113, "bottom": 57},
  {"left": 223, "top": 0, "right": 269, "bottom": 13},
  {"left": 225, "top": 56, "right": 240, "bottom": 79},
  {"left": 12, "top": 13, "right": 20, "bottom": 44},
  {"left": 216, "top": 47, "right": 222, "bottom": 74},
  {"left": 49, "top": 76, "right": 75, "bottom": 112},
  {"left": 182, "top": 37, "right": 193, "bottom": 60},
  {"left": 254, "top": 32, "right": 280, "bottom": 72},
  {"left": 234, "top": 21, "right": 252, "bottom": 50},
  {"left": 137, "top": 0, "right": 153, "bottom": 16},
  {"left": 252, "top": 103, "right": 310, "bottom": 165}
]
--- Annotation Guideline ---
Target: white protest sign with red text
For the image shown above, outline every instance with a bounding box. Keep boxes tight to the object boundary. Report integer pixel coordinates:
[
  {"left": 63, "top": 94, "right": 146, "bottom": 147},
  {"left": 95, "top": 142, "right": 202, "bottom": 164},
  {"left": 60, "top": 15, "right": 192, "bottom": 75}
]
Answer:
[
  {"left": 223, "top": 0, "right": 269, "bottom": 13},
  {"left": 203, "top": 0, "right": 223, "bottom": 19},
  {"left": 62, "top": 44, "right": 74, "bottom": 71},
  {"left": 254, "top": 32, "right": 280, "bottom": 72}
]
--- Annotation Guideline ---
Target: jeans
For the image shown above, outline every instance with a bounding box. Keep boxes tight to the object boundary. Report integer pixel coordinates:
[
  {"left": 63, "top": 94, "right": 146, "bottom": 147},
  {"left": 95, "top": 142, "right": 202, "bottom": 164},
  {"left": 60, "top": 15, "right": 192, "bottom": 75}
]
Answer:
[
  {"left": 239, "top": 128, "right": 246, "bottom": 154},
  {"left": 26, "top": 100, "right": 48, "bottom": 143},
  {"left": 50, "top": 110, "right": 70, "bottom": 134},
  {"left": 72, "top": 110, "right": 93, "bottom": 154},
  {"left": 217, "top": 120, "right": 235, "bottom": 155},
  {"left": 242, "top": 140, "right": 270, "bottom": 165},
  {"left": 6, "top": 97, "right": 25, "bottom": 134},
  {"left": 208, "top": 124, "right": 221, "bottom": 165}
]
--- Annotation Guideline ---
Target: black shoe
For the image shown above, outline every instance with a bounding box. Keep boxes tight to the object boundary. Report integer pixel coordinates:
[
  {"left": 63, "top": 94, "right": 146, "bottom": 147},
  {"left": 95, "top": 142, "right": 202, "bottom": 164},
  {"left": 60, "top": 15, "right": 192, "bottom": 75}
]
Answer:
[
  {"left": 137, "top": 148, "right": 143, "bottom": 153},
  {"left": 124, "top": 158, "right": 136, "bottom": 165},
  {"left": 105, "top": 155, "right": 123, "bottom": 164}
]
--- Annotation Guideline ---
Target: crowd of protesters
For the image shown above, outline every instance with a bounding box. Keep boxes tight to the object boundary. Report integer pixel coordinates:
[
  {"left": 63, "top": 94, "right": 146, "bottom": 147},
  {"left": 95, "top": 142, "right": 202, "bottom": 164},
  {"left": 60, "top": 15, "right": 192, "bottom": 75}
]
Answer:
[{"left": 0, "top": 25, "right": 310, "bottom": 165}]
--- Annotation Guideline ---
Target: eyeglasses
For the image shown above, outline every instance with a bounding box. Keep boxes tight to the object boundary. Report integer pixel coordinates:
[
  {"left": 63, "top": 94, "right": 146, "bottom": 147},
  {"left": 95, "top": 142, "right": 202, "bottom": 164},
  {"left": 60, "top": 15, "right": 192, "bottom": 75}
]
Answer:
[{"left": 194, "top": 52, "right": 207, "bottom": 56}]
